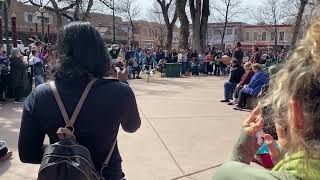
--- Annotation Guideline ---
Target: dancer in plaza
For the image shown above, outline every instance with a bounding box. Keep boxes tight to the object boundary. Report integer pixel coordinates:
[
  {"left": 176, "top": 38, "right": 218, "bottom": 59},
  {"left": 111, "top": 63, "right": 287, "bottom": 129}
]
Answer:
[
  {"left": 214, "top": 17, "right": 320, "bottom": 180},
  {"left": 18, "top": 22, "right": 141, "bottom": 180}
]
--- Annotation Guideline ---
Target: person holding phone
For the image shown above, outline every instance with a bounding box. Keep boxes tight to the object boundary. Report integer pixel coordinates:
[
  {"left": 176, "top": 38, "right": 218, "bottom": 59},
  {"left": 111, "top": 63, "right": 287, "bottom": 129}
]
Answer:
[{"left": 213, "top": 17, "right": 320, "bottom": 180}]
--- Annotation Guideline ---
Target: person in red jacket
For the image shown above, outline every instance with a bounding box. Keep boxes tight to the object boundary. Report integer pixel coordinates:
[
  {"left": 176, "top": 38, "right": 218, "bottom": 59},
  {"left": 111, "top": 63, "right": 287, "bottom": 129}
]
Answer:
[{"left": 228, "top": 62, "right": 255, "bottom": 105}]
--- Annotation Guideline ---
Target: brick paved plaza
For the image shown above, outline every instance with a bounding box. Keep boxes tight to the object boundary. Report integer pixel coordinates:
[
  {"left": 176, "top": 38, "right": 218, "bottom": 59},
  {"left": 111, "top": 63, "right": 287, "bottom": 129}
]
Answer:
[{"left": 0, "top": 76, "right": 249, "bottom": 180}]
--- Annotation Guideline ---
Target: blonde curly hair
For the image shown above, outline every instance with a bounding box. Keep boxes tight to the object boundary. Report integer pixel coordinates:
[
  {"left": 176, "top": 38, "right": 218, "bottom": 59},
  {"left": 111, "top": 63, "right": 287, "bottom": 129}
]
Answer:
[{"left": 264, "top": 17, "right": 320, "bottom": 172}]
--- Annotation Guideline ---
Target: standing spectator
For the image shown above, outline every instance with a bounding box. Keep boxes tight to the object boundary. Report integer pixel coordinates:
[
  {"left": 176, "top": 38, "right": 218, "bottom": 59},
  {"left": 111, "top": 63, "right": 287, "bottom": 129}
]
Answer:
[
  {"left": 178, "top": 49, "right": 188, "bottom": 75},
  {"left": 0, "top": 44, "right": 10, "bottom": 103},
  {"left": 221, "top": 60, "right": 245, "bottom": 102},
  {"left": 214, "top": 53, "right": 222, "bottom": 76},
  {"left": 250, "top": 47, "right": 262, "bottom": 64},
  {"left": 233, "top": 42, "right": 244, "bottom": 64},
  {"left": 10, "top": 48, "right": 29, "bottom": 103},
  {"left": 205, "top": 52, "right": 214, "bottom": 76},
  {"left": 172, "top": 49, "right": 178, "bottom": 63},
  {"left": 159, "top": 49, "right": 165, "bottom": 61},
  {"left": 18, "top": 22, "right": 141, "bottom": 180},
  {"left": 29, "top": 49, "right": 45, "bottom": 87},
  {"left": 165, "top": 50, "right": 173, "bottom": 63},
  {"left": 234, "top": 63, "right": 267, "bottom": 110},
  {"left": 109, "top": 45, "right": 119, "bottom": 63},
  {"left": 227, "top": 50, "right": 232, "bottom": 57}
]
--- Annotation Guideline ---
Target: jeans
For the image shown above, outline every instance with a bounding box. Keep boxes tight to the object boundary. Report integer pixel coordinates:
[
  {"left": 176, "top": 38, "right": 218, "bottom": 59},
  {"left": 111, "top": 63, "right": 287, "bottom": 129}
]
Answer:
[
  {"left": 214, "top": 65, "right": 220, "bottom": 75},
  {"left": 181, "top": 62, "right": 188, "bottom": 75},
  {"left": 34, "top": 75, "right": 45, "bottom": 87},
  {"left": 238, "top": 88, "right": 251, "bottom": 108},
  {"left": 224, "top": 82, "right": 237, "bottom": 101}
]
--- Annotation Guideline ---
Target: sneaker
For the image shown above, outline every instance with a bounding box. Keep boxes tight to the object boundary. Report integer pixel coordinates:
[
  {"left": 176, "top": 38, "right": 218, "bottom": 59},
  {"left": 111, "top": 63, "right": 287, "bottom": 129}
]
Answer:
[
  {"left": 220, "top": 99, "right": 230, "bottom": 103},
  {"left": 233, "top": 106, "right": 244, "bottom": 111},
  {"left": 228, "top": 102, "right": 235, "bottom": 105}
]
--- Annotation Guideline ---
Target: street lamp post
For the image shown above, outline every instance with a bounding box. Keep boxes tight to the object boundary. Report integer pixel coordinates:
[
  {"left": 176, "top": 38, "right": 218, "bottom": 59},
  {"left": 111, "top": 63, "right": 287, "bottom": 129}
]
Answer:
[
  {"left": 3, "top": 0, "right": 10, "bottom": 56},
  {"left": 11, "top": 13, "right": 16, "bottom": 48},
  {"left": 112, "top": 0, "right": 115, "bottom": 44},
  {"left": 39, "top": 6, "right": 45, "bottom": 42}
]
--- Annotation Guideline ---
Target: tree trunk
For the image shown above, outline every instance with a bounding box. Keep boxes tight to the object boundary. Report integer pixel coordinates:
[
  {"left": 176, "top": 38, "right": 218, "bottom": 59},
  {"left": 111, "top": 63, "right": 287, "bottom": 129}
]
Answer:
[
  {"left": 189, "top": 0, "right": 202, "bottom": 52},
  {"left": 55, "top": 13, "right": 63, "bottom": 44},
  {"left": 176, "top": 0, "right": 189, "bottom": 50},
  {"left": 221, "top": 2, "right": 230, "bottom": 52},
  {"left": 157, "top": 0, "right": 178, "bottom": 50},
  {"left": 166, "top": 25, "right": 174, "bottom": 50},
  {"left": 290, "top": 0, "right": 308, "bottom": 49},
  {"left": 129, "top": 17, "right": 135, "bottom": 48},
  {"left": 200, "top": 0, "right": 210, "bottom": 53}
]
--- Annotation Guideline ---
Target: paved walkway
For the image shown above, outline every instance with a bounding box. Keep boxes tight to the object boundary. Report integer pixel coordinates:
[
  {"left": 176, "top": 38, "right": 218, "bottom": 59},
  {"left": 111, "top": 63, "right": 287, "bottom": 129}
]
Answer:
[{"left": 0, "top": 76, "right": 249, "bottom": 180}]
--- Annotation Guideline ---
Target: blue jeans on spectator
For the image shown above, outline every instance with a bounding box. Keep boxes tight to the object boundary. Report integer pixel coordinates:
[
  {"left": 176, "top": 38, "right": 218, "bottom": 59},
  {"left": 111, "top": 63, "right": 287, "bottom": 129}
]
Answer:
[
  {"left": 224, "top": 82, "right": 237, "bottom": 101},
  {"left": 34, "top": 75, "right": 44, "bottom": 87},
  {"left": 181, "top": 62, "right": 188, "bottom": 75}
]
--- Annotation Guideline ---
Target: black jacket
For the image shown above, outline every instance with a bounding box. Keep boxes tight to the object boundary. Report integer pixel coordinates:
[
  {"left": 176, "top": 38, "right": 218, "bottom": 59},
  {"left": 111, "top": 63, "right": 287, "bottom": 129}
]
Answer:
[
  {"left": 10, "top": 57, "right": 29, "bottom": 88},
  {"left": 18, "top": 78, "right": 141, "bottom": 176},
  {"left": 229, "top": 66, "right": 245, "bottom": 84}
]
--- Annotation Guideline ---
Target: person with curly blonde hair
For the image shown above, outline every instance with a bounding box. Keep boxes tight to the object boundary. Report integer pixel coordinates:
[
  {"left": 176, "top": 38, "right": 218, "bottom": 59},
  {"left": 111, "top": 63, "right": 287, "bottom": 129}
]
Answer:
[{"left": 213, "top": 17, "right": 320, "bottom": 180}]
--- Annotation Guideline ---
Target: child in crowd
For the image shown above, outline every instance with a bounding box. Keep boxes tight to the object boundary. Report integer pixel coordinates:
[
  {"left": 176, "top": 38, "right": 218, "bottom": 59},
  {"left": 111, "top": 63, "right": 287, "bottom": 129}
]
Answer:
[
  {"left": 157, "top": 60, "right": 166, "bottom": 77},
  {"left": 191, "top": 57, "right": 200, "bottom": 76},
  {"left": 0, "top": 140, "right": 12, "bottom": 161}
]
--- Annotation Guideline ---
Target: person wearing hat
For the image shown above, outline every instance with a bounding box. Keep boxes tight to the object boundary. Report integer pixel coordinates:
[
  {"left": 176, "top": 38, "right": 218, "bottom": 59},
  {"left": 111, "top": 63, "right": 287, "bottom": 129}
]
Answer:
[
  {"left": 233, "top": 42, "right": 244, "bottom": 65},
  {"left": 221, "top": 59, "right": 245, "bottom": 103}
]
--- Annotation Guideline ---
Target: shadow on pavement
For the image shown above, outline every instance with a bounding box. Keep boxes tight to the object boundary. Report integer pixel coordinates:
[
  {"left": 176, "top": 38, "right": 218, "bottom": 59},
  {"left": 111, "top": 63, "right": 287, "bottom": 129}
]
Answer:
[
  {"left": 0, "top": 103, "right": 23, "bottom": 148},
  {"left": 0, "top": 160, "right": 11, "bottom": 176}
]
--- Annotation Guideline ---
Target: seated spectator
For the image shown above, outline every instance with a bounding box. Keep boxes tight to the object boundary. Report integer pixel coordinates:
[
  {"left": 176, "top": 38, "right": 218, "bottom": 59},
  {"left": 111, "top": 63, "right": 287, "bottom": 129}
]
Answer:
[
  {"left": 228, "top": 62, "right": 254, "bottom": 105},
  {"left": 157, "top": 59, "right": 166, "bottom": 77},
  {"left": 213, "top": 17, "right": 320, "bottom": 180},
  {"left": 221, "top": 60, "right": 245, "bottom": 103},
  {"left": 191, "top": 57, "right": 200, "bottom": 76},
  {"left": 0, "top": 140, "right": 12, "bottom": 161},
  {"left": 234, "top": 63, "right": 267, "bottom": 110}
]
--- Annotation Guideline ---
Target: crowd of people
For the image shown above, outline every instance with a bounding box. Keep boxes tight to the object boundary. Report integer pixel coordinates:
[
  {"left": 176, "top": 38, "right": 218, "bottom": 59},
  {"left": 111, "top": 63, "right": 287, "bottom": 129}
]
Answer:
[
  {"left": 0, "top": 42, "right": 52, "bottom": 104},
  {"left": 2, "top": 16, "right": 319, "bottom": 180}
]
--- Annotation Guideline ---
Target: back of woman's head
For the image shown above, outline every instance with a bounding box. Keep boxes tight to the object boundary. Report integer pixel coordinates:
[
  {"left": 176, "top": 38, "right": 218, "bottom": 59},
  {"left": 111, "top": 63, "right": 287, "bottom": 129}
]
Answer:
[
  {"left": 11, "top": 48, "right": 21, "bottom": 59},
  {"left": 53, "top": 22, "right": 109, "bottom": 79},
  {"left": 265, "top": 17, "right": 320, "bottom": 156}
]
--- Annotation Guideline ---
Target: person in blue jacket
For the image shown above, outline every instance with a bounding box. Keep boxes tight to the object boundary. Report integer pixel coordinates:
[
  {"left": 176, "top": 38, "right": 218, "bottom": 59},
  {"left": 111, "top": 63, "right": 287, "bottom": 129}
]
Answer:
[{"left": 234, "top": 63, "right": 267, "bottom": 110}]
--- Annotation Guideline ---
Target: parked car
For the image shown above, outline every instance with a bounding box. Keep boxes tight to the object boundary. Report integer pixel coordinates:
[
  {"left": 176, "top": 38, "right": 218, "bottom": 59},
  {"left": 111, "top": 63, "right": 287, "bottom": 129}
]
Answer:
[{"left": 2, "top": 38, "right": 29, "bottom": 54}]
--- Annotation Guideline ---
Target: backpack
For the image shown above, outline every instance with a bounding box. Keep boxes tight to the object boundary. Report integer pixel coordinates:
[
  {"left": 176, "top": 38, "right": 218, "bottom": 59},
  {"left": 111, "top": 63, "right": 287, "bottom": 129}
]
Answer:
[{"left": 38, "top": 79, "right": 117, "bottom": 180}]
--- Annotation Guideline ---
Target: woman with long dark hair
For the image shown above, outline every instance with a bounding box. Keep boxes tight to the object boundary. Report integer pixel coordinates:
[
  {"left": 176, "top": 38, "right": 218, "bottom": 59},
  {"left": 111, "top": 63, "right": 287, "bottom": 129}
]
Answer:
[{"left": 18, "top": 22, "right": 141, "bottom": 179}]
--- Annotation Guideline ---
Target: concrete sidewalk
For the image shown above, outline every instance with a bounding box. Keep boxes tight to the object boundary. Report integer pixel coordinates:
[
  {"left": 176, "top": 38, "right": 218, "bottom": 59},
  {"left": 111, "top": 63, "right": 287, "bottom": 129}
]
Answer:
[{"left": 0, "top": 76, "right": 249, "bottom": 180}]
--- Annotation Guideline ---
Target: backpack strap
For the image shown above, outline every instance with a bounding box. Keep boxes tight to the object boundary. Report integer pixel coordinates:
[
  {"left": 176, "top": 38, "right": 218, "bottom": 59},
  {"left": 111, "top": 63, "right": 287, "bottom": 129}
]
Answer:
[
  {"left": 100, "top": 139, "right": 117, "bottom": 174},
  {"left": 50, "top": 79, "right": 97, "bottom": 139}
]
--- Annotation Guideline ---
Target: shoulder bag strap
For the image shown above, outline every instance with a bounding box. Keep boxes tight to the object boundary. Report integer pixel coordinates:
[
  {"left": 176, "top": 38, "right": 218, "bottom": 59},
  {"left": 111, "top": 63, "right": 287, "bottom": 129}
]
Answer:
[{"left": 49, "top": 78, "right": 98, "bottom": 128}]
